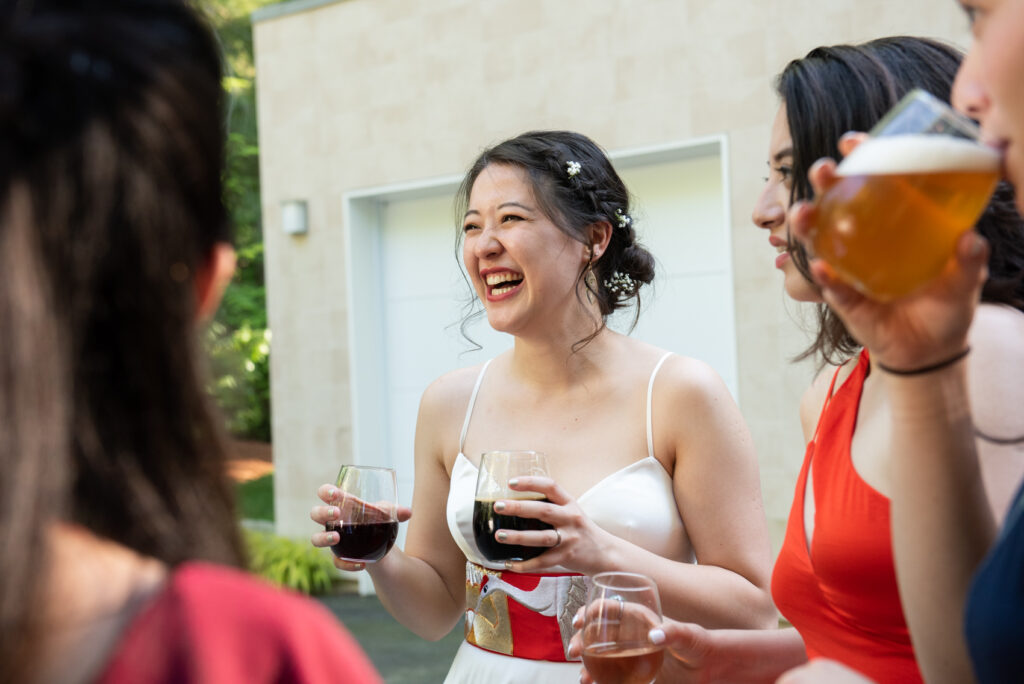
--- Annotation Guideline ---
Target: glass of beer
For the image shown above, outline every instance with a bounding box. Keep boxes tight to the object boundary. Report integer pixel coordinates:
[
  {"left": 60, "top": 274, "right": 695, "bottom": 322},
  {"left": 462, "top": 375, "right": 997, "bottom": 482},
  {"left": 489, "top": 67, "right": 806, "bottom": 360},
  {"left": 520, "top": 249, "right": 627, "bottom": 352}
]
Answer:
[
  {"left": 326, "top": 465, "right": 399, "bottom": 563},
  {"left": 810, "top": 89, "right": 1001, "bottom": 300},
  {"left": 472, "top": 450, "right": 553, "bottom": 563},
  {"left": 581, "top": 572, "right": 664, "bottom": 684}
]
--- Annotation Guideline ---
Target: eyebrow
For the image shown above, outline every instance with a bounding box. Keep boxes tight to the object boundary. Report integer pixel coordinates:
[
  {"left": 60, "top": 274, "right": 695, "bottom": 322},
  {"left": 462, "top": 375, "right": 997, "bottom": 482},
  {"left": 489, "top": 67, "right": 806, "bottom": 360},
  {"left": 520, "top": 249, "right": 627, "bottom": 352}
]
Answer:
[
  {"left": 771, "top": 146, "right": 793, "bottom": 163},
  {"left": 463, "top": 201, "right": 535, "bottom": 220}
]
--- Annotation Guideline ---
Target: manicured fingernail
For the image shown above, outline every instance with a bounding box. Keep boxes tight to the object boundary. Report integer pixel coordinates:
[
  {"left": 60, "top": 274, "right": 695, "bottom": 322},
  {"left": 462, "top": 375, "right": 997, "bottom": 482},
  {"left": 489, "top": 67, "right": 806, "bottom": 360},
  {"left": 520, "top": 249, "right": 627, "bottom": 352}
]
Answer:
[
  {"left": 493, "top": 501, "right": 506, "bottom": 512},
  {"left": 496, "top": 531, "right": 508, "bottom": 541},
  {"left": 329, "top": 507, "right": 340, "bottom": 519},
  {"left": 508, "top": 478, "right": 519, "bottom": 487},
  {"left": 332, "top": 533, "right": 340, "bottom": 543},
  {"left": 573, "top": 614, "right": 582, "bottom": 628},
  {"left": 648, "top": 628, "right": 665, "bottom": 645}
]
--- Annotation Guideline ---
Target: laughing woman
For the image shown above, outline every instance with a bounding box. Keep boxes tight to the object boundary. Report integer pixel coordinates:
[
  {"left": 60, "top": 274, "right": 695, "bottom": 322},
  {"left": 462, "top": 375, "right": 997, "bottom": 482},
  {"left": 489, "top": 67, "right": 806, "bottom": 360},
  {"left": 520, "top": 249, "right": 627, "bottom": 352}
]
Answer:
[{"left": 311, "top": 130, "right": 774, "bottom": 683}]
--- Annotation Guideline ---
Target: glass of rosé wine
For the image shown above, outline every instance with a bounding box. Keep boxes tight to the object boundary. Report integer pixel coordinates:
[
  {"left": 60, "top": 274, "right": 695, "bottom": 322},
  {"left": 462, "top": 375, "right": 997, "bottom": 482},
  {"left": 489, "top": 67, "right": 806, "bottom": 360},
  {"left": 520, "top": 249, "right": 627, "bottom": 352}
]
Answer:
[{"left": 581, "top": 572, "right": 664, "bottom": 684}]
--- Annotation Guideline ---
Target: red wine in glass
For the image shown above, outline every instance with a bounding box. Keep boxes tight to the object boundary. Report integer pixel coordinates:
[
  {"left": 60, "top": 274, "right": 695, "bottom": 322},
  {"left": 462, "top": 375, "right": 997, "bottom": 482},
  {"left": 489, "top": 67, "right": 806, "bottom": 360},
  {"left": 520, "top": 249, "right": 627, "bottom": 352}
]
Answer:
[
  {"left": 327, "top": 465, "right": 398, "bottom": 563},
  {"left": 472, "top": 497, "right": 552, "bottom": 562},
  {"left": 328, "top": 519, "right": 398, "bottom": 562},
  {"left": 472, "top": 451, "right": 552, "bottom": 564}
]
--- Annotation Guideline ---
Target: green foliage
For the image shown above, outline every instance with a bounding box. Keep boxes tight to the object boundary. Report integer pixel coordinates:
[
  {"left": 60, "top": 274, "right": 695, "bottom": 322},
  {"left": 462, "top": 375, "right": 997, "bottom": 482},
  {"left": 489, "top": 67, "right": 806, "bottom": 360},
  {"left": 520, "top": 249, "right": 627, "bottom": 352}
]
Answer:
[
  {"left": 236, "top": 472, "right": 274, "bottom": 521},
  {"left": 197, "top": 0, "right": 279, "bottom": 441},
  {"left": 244, "top": 529, "right": 337, "bottom": 595},
  {"left": 207, "top": 322, "right": 271, "bottom": 440}
]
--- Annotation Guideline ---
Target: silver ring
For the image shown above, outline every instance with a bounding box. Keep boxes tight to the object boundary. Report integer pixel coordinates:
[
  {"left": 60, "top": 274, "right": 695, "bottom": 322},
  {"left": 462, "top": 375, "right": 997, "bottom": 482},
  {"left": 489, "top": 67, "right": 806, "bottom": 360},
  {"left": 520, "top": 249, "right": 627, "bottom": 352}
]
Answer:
[{"left": 553, "top": 528, "right": 562, "bottom": 547}]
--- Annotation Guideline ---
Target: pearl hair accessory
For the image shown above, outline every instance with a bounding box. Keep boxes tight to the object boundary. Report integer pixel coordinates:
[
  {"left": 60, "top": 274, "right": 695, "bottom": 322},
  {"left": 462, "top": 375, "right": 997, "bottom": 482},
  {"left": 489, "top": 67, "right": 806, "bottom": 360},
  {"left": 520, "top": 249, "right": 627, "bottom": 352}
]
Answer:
[{"left": 566, "top": 160, "right": 581, "bottom": 178}]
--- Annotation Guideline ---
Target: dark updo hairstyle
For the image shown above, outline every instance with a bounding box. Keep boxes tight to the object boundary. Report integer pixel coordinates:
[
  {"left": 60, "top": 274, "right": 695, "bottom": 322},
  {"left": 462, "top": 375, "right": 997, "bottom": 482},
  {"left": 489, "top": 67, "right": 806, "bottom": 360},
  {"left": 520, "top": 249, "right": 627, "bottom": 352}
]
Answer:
[
  {"left": 0, "top": 0, "right": 243, "bottom": 677},
  {"left": 455, "top": 130, "right": 656, "bottom": 347},
  {"left": 777, "top": 36, "right": 1024, "bottom": 366}
]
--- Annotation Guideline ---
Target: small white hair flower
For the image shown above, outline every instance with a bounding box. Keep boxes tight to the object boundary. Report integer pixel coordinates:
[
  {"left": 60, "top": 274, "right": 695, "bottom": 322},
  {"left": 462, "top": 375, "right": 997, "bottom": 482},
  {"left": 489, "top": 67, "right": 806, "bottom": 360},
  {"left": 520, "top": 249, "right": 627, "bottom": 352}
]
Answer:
[
  {"left": 615, "top": 208, "right": 632, "bottom": 229},
  {"left": 566, "top": 160, "right": 581, "bottom": 178},
  {"left": 604, "top": 271, "right": 636, "bottom": 296}
]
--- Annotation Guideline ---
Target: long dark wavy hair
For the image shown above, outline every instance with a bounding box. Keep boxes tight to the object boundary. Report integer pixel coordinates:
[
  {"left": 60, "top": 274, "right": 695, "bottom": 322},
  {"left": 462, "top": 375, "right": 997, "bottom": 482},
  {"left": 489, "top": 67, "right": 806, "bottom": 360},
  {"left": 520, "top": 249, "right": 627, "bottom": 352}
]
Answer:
[
  {"left": 777, "top": 37, "right": 1024, "bottom": 366},
  {"left": 0, "top": 1, "right": 244, "bottom": 677},
  {"left": 454, "top": 130, "right": 657, "bottom": 349}
]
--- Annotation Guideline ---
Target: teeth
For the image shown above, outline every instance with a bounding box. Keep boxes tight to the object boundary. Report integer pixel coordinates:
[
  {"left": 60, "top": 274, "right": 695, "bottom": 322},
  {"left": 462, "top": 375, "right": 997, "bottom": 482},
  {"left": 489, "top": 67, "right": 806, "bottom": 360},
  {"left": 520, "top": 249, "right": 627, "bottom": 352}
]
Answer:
[
  {"left": 775, "top": 244, "right": 788, "bottom": 254},
  {"left": 492, "top": 284, "right": 517, "bottom": 296},
  {"left": 484, "top": 272, "right": 522, "bottom": 286}
]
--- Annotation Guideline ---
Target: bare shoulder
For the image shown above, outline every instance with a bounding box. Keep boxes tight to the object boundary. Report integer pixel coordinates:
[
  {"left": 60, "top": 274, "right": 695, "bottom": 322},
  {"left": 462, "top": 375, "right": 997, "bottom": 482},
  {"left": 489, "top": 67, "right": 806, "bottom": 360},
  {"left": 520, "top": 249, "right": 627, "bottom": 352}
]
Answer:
[
  {"left": 798, "top": 356, "right": 861, "bottom": 442},
  {"left": 419, "top": 363, "right": 486, "bottom": 423},
  {"left": 651, "top": 353, "right": 731, "bottom": 403},
  {"left": 799, "top": 366, "right": 835, "bottom": 442},
  {"left": 969, "top": 303, "right": 1024, "bottom": 360},
  {"left": 967, "top": 304, "right": 1024, "bottom": 428}
]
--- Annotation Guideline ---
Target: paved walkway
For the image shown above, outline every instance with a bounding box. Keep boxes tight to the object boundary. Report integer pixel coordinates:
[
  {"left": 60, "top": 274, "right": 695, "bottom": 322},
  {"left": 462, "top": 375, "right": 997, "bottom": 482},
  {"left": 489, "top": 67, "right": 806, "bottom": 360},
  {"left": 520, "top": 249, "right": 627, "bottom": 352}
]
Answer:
[{"left": 317, "top": 592, "right": 463, "bottom": 683}]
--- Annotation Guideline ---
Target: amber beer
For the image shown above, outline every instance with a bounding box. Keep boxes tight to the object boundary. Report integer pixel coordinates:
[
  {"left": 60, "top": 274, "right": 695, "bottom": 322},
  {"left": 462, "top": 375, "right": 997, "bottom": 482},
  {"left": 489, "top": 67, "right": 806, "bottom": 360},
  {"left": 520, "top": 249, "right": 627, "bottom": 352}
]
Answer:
[{"left": 812, "top": 134, "right": 1000, "bottom": 300}]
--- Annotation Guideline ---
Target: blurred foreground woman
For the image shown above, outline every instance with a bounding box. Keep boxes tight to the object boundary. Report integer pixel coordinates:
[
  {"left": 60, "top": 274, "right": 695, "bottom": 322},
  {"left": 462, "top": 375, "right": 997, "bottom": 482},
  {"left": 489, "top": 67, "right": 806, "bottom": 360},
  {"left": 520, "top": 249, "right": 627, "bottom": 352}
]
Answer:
[{"left": 0, "top": 2, "right": 379, "bottom": 682}]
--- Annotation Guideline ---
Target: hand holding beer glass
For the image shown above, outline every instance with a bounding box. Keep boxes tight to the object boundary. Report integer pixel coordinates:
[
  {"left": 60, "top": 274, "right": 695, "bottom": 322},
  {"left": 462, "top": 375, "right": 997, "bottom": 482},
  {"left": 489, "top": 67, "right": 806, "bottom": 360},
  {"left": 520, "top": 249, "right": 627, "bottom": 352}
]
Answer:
[
  {"left": 326, "top": 465, "right": 399, "bottom": 563},
  {"left": 580, "top": 572, "right": 664, "bottom": 684},
  {"left": 472, "top": 450, "right": 553, "bottom": 563},
  {"left": 810, "top": 89, "right": 1001, "bottom": 300}
]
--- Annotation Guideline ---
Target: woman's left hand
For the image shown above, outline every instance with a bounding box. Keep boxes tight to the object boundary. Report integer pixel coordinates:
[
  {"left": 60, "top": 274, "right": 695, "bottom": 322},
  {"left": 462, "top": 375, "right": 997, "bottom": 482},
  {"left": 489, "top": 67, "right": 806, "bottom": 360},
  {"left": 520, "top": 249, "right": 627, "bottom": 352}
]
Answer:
[{"left": 494, "top": 476, "right": 618, "bottom": 574}]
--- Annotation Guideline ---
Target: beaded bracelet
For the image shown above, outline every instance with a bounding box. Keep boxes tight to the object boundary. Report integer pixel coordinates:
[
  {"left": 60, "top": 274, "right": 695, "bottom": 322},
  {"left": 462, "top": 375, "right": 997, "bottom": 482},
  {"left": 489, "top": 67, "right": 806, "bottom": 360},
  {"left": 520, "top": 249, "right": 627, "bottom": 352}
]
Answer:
[{"left": 875, "top": 347, "right": 971, "bottom": 376}]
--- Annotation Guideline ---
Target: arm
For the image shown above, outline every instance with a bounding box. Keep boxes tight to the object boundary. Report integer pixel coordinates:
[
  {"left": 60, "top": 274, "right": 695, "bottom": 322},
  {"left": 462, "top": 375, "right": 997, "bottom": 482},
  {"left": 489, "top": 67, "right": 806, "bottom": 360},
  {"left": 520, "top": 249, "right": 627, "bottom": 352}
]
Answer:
[
  {"left": 311, "top": 372, "right": 472, "bottom": 640},
  {"left": 885, "top": 304, "right": 1024, "bottom": 683},
  {"left": 500, "top": 357, "right": 776, "bottom": 629},
  {"left": 652, "top": 357, "right": 776, "bottom": 628}
]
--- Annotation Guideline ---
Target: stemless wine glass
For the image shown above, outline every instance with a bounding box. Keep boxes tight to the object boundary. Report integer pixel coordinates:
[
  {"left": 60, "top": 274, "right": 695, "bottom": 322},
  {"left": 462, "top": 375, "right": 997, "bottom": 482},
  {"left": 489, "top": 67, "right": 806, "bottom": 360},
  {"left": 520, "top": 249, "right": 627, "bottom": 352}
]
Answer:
[
  {"left": 581, "top": 572, "right": 664, "bottom": 684},
  {"left": 811, "top": 88, "right": 1001, "bottom": 301},
  {"left": 471, "top": 450, "right": 553, "bottom": 563},
  {"left": 326, "top": 465, "right": 399, "bottom": 563}
]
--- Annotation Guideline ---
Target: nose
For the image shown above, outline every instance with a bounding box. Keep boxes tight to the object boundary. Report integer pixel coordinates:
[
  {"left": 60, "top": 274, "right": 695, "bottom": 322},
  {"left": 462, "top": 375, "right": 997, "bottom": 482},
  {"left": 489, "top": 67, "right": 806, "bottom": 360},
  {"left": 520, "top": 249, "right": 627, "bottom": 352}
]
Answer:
[
  {"left": 752, "top": 182, "right": 785, "bottom": 231},
  {"left": 952, "top": 47, "right": 989, "bottom": 123},
  {"left": 472, "top": 222, "right": 502, "bottom": 260}
]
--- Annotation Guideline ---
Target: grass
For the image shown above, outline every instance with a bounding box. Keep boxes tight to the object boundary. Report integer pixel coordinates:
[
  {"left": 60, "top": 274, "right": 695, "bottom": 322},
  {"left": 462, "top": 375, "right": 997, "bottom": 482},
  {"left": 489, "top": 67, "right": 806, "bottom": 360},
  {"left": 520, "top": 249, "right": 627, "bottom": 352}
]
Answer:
[{"left": 236, "top": 472, "right": 274, "bottom": 521}]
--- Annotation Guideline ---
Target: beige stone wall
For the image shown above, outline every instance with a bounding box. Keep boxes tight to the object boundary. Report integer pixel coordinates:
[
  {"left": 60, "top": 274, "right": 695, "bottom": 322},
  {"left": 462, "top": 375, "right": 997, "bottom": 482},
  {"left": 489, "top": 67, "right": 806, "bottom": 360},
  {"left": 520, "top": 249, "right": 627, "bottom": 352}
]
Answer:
[{"left": 254, "top": 0, "right": 970, "bottom": 552}]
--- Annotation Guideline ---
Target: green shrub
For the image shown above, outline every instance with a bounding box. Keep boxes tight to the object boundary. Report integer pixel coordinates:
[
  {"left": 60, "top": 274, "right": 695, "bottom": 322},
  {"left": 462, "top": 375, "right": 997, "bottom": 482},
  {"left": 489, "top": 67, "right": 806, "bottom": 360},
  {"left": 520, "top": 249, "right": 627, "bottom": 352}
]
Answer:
[
  {"left": 244, "top": 529, "right": 335, "bottom": 595},
  {"left": 236, "top": 473, "right": 274, "bottom": 521}
]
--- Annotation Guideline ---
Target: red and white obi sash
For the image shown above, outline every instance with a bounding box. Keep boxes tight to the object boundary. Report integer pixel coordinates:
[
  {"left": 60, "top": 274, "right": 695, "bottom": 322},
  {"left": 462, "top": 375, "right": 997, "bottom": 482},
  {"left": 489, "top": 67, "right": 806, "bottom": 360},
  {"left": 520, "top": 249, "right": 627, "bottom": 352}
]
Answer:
[{"left": 464, "top": 561, "right": 588, "bottom": 662}]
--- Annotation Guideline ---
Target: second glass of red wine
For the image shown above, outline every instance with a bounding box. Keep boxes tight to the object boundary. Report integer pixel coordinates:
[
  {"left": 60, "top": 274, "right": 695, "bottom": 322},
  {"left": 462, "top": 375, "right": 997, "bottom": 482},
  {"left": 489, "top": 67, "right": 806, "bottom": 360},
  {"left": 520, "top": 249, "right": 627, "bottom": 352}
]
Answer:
[
  {"left": 326, "top": 465, "right": 399, "bottom": 563},
  {"left": 472, "top": 450, "right": 553, "bottom": 563},
  {"left": 581, "top": 572, "right": 664, "bottom": 684}
]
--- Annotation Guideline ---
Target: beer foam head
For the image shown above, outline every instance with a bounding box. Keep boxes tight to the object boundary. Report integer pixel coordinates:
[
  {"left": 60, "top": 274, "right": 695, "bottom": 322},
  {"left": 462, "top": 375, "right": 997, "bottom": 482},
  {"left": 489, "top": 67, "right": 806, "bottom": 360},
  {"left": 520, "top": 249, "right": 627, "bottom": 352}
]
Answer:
[{"left": 837, "top": 134, "right": 1000, "bottom": 175}]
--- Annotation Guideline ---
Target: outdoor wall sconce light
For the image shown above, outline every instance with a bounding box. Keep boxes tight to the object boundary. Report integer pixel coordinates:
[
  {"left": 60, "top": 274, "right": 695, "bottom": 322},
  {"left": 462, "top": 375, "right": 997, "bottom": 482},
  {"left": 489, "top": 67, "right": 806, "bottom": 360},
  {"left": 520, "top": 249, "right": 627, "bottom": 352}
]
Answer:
[{"left": 281, "top": 199, "right": 308, "bottom": 235}]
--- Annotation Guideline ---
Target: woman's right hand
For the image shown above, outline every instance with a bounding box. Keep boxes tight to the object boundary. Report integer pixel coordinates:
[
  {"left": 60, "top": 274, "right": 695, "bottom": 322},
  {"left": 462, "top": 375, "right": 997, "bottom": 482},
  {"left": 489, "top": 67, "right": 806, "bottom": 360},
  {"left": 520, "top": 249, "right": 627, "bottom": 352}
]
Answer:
[
  {"left": 789, "top": 134, "right": 989, "bottom": 370},
  {"left": 310, "top": 483, "right": 413, "bottom": 572}
]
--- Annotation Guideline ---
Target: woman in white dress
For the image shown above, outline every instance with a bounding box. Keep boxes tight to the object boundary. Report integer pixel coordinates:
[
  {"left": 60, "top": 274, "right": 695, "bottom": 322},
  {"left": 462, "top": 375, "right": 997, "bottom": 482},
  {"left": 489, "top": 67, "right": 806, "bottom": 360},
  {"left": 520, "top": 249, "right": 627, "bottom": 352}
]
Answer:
[{"left": 311, "top": 130, "right": 775, "bottom": 682}]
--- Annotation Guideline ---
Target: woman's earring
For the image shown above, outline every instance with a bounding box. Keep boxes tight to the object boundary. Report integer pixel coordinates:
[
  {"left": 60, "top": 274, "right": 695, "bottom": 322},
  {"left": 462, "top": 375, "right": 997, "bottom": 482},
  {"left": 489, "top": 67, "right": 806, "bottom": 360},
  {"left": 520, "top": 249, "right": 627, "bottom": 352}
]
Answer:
[{"left": 585, "top": 264, "right": 598, "bottom": 303}]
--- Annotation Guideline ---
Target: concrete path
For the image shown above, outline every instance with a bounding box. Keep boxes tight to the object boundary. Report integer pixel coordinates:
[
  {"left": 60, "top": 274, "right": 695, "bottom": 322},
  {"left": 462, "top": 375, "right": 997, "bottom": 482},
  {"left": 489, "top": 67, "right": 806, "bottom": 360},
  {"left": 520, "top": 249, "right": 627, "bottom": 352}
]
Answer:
[{"left": 317, "top": 592, "right": 463, "bottom": 683}]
